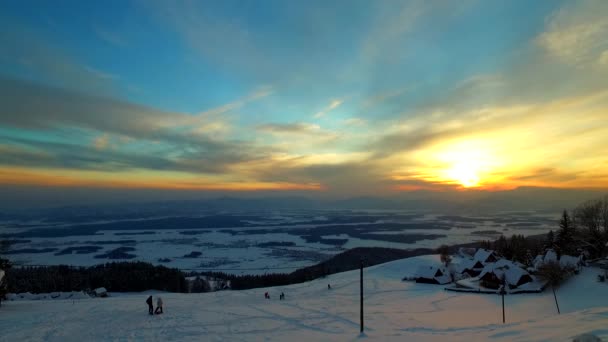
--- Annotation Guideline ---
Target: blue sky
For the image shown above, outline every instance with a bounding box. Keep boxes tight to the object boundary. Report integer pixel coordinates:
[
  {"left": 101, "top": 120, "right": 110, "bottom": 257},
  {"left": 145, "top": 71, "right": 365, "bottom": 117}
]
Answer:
[{"left": 1, "top": 0, "right": 607, "bottom": 202}]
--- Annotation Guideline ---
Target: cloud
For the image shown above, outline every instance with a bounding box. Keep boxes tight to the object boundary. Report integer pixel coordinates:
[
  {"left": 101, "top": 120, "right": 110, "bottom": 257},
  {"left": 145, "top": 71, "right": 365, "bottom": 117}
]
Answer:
[
  {"left": 361, "top": 87, "right": 412, "bottom": 108},
  {"left": 198, "top": 85, "right": 273, "bottom": 117},
  {"left": 343, "top": 118, "right": 366, "bottom": 126},
  {"left": 0, "top": 77, "right": 271, "bottom": 173},
  {"left": 257, "top": 123, "right": 321, "bottom": 135},
  {"left": 537, "top": 0, "right": 608, "bottom": 68},
  {"left": 313, "top": 99, "right": 343, "bottom": 118},
  {"left": 93, "top": 134, "right": 110, "bottom": 150},
  {"left": 599, "top": 50, "right": 608, "bottom": 66}
]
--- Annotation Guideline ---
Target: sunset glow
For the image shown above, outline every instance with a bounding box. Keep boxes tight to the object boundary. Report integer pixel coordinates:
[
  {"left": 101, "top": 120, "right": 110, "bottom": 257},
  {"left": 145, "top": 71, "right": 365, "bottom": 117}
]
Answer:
[{"left": 0, "top": 0, "right": 607, "bottom": 203}]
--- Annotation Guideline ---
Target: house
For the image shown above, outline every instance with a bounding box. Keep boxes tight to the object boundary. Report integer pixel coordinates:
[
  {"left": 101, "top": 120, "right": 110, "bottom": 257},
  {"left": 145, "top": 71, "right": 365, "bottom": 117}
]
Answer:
[
  {"left": 456, "top": 259, "right": 485, "bottom": 277},
  {"left": 415, "top": 265, "right": 452, "bottom": 285},
  {"left": 473, "top": 249, "right": 499, "bottom": 264},
  {"left": 478, "top": 261, "right": 533, "bottom": 289},
  {"left": 93, "top": 287, "right": 108, "bottom": 298}
]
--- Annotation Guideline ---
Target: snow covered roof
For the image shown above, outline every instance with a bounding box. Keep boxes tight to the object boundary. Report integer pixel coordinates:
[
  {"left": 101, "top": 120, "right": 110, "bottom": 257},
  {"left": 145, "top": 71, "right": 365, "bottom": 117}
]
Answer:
[
  {"left": 474, "top": 249, "right": 497, "bottom": 263},
  {"left": 479, "top": 262, "right": 532, "bottom": 287},
  {"left": 415, "top": 265, "right": 452, "bottom": 284},
  {"left": 94, "top": 287, "right": 107, "bottom": 294},
  {"left": 454, "top": 259, "right": 484, "bottom": 273},
  {"left": 544, "top": 250, "right": 558, "bottom": 263},
  {"left": 416, "top": 265, "right": 444, "bottom": 279}
]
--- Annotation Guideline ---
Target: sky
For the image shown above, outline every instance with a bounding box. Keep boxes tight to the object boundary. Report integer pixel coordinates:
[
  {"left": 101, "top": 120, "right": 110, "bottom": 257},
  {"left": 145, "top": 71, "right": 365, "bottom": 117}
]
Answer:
[{"left": 0, "top": 0, "right": 607, "bottom": 205}]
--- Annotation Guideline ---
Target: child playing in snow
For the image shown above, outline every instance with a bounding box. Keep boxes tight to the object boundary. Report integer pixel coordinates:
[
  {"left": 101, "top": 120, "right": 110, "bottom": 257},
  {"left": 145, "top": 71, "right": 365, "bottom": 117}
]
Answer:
[{"left": 155, "top": 296, "right": 163, "bottom": 314}]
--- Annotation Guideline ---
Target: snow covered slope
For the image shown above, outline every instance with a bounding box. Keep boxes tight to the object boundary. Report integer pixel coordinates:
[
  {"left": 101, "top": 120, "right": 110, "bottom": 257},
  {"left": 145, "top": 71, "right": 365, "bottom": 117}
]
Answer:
[{"left": 1, "top": 255, "right": 607, "bottom": 341}]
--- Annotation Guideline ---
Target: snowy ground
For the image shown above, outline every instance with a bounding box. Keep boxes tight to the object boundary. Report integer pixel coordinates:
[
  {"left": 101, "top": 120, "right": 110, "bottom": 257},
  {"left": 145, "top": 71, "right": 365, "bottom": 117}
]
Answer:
[{"left": 1, "top": 255, "right": 607, "bottom": 341}]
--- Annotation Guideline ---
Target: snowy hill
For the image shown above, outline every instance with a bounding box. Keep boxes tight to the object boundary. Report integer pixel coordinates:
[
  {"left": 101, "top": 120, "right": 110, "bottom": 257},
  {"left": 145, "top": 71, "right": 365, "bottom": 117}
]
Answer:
[{"left": 1, "top": 255, "right": 607, "bottom": 341}]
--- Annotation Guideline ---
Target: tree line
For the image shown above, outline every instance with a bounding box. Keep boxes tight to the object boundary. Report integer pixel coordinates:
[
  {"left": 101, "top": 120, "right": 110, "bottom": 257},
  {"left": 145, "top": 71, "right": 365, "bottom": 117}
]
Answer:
[
  {"left": 479, "top": 196, "right": 608, "bottom": 266},
  {"left": 5, "top": 262, "right": 188, "bottom": 294}
]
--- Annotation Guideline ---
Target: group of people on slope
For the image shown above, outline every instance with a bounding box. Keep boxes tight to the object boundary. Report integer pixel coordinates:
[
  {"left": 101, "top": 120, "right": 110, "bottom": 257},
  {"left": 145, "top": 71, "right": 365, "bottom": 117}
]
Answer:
[
  {"left": 146, "top": 295, "right": 164, "bottom": 315},
  {"left": 264, "top": 291, "right": 286, "bottom": 300}
]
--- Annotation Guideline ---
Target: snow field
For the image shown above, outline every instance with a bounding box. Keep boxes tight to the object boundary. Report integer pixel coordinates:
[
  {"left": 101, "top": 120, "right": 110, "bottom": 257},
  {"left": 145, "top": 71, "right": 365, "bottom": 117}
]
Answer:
[{"left": 1, "top": 255, "right": 607, "bottom": 341}]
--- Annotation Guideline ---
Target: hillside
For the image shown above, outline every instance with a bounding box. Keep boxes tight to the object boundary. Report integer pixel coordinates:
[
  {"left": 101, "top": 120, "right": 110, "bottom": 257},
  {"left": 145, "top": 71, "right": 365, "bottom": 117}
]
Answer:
[{"left": 1, "top": 255, "right": 607, "bottom": 341}]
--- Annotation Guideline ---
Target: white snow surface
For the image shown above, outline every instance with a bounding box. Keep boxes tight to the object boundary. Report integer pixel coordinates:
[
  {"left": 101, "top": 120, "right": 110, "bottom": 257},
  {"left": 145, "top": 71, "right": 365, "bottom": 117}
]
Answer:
[{"left": 1, "top": 255, "right": 608, "bottom": 342}]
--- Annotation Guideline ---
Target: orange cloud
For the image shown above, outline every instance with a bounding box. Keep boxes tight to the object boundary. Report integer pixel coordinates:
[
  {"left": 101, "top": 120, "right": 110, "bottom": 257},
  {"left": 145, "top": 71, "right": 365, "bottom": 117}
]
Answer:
[{"left": 0, "top": 167, "right": 323, "bottom": 192}]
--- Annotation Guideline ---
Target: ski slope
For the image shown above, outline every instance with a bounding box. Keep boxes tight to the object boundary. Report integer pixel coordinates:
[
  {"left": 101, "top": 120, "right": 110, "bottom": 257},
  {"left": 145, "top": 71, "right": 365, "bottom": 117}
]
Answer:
[{"left": 1, "top": 255, "right": 607, "bottom": 341}]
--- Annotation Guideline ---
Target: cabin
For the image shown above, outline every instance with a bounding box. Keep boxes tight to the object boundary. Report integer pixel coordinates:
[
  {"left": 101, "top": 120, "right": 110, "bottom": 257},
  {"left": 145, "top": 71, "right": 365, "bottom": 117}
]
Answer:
[
  {"left": 456, "top": 259, "right": 485, "bottom": 277},
  {"left": 473, "top": 249, "right": 499, "bottom": 264},
  {"left": 93, "top": 287, "right": 108, "bottom": 298},
  {"left": 415, "top": 265, "right": 452, "bottom": 285},
  {"left": 479, "top": 261, "right": 533, "bottom": 289}
]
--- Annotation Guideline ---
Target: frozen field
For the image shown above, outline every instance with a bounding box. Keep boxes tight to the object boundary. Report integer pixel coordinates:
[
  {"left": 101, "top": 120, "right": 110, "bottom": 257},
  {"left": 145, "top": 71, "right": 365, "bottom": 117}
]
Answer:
[{"left": 2, "top": 210, "right": 559, "bottom": 273}]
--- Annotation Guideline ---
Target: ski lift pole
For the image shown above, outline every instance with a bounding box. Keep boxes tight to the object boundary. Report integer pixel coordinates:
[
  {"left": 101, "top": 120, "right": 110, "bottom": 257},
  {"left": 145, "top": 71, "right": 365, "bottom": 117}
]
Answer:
[
  {"left": 360, "top": 257, "right": 364, "bottom": 333},
  {"left": 499, "top": 285, "right": 506, "bottom": 324}
]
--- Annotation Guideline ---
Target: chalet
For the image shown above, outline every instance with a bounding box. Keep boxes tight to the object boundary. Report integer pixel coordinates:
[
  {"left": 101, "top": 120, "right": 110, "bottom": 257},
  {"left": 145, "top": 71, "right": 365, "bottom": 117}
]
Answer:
[
  {"left": 479, "top": 261, "right": 533, "bottom": 289},
  {"left": 456, "top": 259, "right": 485, "bottom": 277},
  {"left": 473, "top": 249, "right": 499, "bottom": 264},
  {"left": 415, "top": 265, "right": 452, "bottom": 285}
]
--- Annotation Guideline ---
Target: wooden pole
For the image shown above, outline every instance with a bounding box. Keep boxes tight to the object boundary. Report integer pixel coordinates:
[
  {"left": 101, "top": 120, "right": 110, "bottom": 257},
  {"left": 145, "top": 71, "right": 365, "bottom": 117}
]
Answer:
[
  {"left": 360, "top": 258, "right": 364, "bottom": 333},
  {"left": 553, "top": 286, "right": 560, "bottom": 314},
  {"left": 500, "top": 285, "right": 506, "bottom": 324},
  {"left": 502, "top": 291, "right": 505, "bottom": 323}
]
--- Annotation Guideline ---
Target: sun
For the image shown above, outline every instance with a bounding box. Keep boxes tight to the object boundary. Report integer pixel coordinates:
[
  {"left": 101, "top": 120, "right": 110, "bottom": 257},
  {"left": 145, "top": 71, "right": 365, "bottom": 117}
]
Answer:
[{"left": 445, "top": 161, "right": 481, "bottom": 188}]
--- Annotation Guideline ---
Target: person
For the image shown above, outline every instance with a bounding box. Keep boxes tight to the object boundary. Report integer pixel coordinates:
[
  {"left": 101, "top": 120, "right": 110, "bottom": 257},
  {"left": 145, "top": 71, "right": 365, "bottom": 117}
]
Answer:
[
  {"left": 146, "top": 295, "right": 154, "bottom": 315},
  {"left": 328, "top": 283, "right": 331, "bottom": 290},
  {"left": 264, "top": 292, "right": 269, "bottom": 299},
  {"left": 155, "top": 296, "right": 163, "bottom": 314},
  {"left": 279, "top": 292, "right": 284, "bottom": 300}
]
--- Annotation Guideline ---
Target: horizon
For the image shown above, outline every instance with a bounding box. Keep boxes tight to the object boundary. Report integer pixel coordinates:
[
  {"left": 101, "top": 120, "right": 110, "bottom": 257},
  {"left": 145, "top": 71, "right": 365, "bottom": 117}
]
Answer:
[{"left": 1, "top": 0, "right": 608, "bottom": 207}]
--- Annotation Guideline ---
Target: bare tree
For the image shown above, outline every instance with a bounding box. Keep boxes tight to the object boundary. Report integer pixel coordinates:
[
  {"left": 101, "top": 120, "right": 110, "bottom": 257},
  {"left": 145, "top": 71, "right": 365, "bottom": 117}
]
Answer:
[
  {"left": 574, "top": 199, "right": 607, "bottom": 258},
  {"left": 437, "top": 245, "right": 452, "bottom": 267}
]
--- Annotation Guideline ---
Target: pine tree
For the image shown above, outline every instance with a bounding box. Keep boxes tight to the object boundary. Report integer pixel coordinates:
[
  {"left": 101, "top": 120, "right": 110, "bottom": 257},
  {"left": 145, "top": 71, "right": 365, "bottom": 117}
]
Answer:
[
  {"left": 557, "top": 210, "right": 576, "bottom": 255},
  {"left": 544, "top": 230, "right": 555, "bottom": 251}
]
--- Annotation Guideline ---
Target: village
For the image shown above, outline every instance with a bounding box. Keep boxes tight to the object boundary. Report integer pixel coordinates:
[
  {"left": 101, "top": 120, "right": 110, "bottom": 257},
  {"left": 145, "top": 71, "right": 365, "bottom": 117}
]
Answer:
[{"left": 410, "top": 247, "right": 586, "bottom": 294}]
